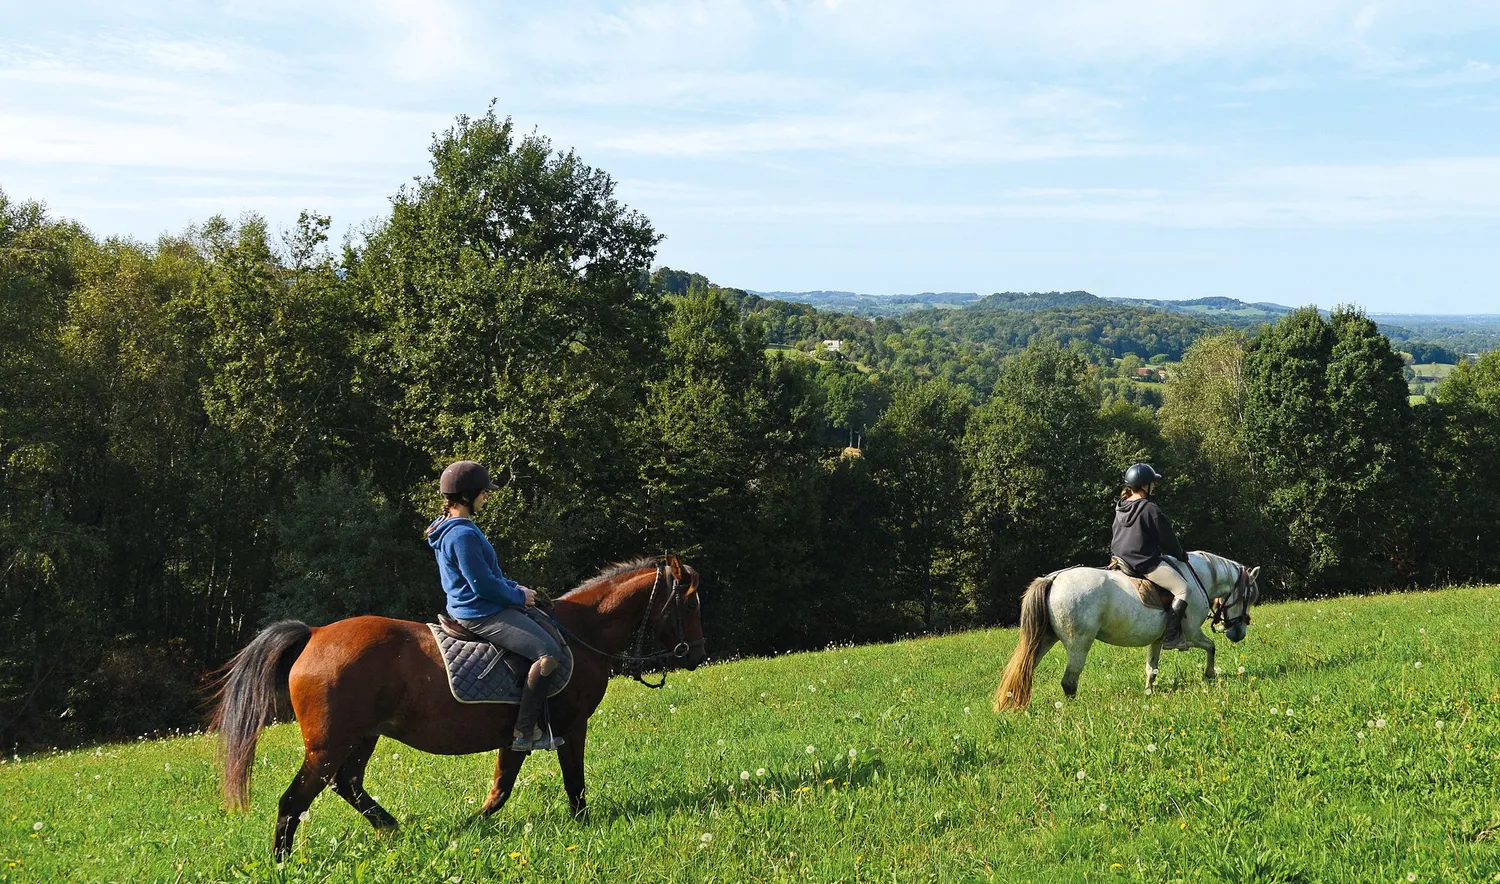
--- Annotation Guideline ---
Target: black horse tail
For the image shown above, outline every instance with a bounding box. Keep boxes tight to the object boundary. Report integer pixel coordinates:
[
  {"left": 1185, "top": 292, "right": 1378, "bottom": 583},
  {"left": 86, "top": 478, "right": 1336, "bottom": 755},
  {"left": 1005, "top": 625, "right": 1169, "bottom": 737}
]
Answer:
[
  {"left": 211, "top": 621, "right": 312, "bottom": 811},
  {"left": 994, "top": 577, "right": 1055, "bottom": 712}
]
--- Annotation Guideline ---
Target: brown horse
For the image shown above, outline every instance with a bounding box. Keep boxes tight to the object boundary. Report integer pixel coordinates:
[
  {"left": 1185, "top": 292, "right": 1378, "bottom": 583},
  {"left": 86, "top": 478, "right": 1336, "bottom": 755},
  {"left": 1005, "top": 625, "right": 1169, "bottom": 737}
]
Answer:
[{"left": 212, "top": 555, "right": 704, "bottom": 859}]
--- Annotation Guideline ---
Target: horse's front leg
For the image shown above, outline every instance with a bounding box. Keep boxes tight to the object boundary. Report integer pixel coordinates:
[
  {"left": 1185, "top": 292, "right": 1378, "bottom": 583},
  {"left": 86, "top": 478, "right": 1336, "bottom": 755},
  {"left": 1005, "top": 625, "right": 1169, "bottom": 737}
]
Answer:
[
  {"left": 479, "top": 747, "right": 528, "bottom": 816},
  {"left": 1145, "top": 641, "right": 1162, "bottom": 693},
  {"left": 558, "top": 725, "right": 588, "bottom": 819},
  {"left": 1184, "top": 621, "right": 1217, "bottom": 681}
]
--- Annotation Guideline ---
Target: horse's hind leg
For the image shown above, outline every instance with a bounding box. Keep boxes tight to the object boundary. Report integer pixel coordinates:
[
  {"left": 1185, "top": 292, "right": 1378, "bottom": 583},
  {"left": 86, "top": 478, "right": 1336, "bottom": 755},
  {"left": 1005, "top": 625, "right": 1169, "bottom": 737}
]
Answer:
[
  {"left": 1061, "top": 636, "right": 1095, "bottom": 699},
  {"left": 332, "top": 736, "right": 398, "bottom": 830},
  {"left": 274, "top": 748, "right": 346, "bottom": 861}
]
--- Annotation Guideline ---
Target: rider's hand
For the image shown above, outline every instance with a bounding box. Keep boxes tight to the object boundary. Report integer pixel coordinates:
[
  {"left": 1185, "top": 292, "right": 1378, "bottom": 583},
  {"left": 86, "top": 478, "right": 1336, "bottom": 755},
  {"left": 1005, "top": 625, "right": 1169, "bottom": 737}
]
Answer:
[{"left": 520, "top": 587, "right": 536, "bottom": 607}]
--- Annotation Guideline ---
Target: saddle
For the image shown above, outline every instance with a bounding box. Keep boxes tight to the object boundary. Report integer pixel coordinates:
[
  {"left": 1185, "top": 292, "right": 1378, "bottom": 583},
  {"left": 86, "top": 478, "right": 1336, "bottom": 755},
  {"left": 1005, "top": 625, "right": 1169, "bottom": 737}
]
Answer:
[
  {"left": 427, "top": 609, "right": 574, "bottom": 704},
  {"left": 1108, "top": 558, "right": 1175, "bottom": 611}
]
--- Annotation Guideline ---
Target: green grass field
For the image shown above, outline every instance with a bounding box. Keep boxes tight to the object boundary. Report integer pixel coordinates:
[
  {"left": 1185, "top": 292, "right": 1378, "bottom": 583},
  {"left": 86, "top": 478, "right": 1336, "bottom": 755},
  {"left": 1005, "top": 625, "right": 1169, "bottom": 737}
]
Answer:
[{"left": 4, "top": 587, "right": 1499, "bottom": 883}]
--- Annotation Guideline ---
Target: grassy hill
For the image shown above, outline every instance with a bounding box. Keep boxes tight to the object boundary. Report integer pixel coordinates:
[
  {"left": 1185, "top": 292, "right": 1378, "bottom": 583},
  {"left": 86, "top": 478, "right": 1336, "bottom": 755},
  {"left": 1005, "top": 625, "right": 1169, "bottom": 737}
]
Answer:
[{"left": 3, "top": 587, "right": 1498, "bottom": 882}]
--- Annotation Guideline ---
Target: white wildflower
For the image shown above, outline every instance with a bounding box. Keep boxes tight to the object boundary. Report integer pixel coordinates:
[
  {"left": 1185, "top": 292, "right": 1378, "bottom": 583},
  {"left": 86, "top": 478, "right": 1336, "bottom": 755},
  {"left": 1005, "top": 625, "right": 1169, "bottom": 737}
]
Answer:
[
  {"left": 741, "top": 770, "right": 750, "bottom": 781},
  {"left": 1413, "top": 661, "right": 1422, "bottom": 669},
  {"left": 1054, "top": 701, "right": 1063, "bottom": 709},
  {"left": 700, "top": 832, "right": 714, "bottom": 844},
  {"left": 1237, "top": 666, "right": 1246, "bottom": 675},
  {"left": 756, "top": 768, "right": 766, "bottom": 777},
  {"left": 806, "top": 745, "right": 816, "bottom": 755},
  {"left": 298, "top": 811, "right": 310, "bottom": 822},
  {"left": 32, "top": 822, "right": 43, "bottom": 832},
  {"left": 1435, "top": 720, "right": 1445, "bottom": 730},
  {"left": 1076, "top": 770, "right": 1086, "bottom": 781},
  {"left": 1376, "top": 718, "right": 1387, "bottom": 729},
  {"left": 1146, "top": 743, "right": 1157, "bottom": 753}
]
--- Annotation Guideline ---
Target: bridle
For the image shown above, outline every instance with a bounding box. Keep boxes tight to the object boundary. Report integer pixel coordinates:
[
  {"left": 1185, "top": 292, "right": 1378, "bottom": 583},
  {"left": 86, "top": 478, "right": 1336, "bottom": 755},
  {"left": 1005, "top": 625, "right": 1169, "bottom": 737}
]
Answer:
[
  {"left": 1210, "top": 566, "right": 1255, "bottom": 633},
  {"left": 547, "top": 562, "right": 703, "bottom": 689}
]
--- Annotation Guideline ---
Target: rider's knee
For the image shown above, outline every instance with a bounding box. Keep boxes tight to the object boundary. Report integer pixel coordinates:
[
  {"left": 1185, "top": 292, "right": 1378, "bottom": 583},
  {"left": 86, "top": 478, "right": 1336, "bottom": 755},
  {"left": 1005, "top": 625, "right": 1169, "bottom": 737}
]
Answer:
[{"left": 536, "top": 656, "right": 559, "bottom": 677}]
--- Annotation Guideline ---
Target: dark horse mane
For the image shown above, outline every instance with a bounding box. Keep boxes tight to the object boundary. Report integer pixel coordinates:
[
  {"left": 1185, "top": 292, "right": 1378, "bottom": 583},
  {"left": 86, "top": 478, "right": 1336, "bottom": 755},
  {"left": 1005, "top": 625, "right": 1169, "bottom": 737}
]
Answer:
[{"left": 563, "top": 556, "right": 659, "bottom": 597}]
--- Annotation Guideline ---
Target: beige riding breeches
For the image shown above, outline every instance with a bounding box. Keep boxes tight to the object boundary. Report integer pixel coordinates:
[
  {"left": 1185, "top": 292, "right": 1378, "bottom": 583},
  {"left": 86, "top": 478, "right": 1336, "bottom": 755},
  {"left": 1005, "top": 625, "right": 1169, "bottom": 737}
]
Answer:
[{"left": 1145, "top": 559, "right": 1190, "bottom": 604}]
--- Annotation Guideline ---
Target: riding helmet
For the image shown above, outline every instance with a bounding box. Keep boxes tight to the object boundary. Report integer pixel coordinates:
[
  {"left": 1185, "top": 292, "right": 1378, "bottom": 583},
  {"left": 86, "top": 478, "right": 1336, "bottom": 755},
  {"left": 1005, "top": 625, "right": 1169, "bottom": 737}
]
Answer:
[
  {"left": 439, "top": 460, "right": 502, "bottom": 495},
  {"left": 1123, "top": 463, "right": 1164, "bottom": 490}
]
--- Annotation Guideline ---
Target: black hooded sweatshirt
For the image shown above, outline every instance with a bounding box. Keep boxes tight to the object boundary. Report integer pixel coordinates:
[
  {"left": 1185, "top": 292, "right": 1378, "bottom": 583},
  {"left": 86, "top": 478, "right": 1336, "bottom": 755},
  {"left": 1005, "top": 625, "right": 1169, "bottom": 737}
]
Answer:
[{"left": 1111, "top": 497, "right": 1186, "bottom": 574}]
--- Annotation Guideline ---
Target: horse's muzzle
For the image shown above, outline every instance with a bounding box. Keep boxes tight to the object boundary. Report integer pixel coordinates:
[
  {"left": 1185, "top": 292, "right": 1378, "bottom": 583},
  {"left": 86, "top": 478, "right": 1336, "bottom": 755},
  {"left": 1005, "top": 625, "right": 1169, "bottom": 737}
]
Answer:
[{"left": 1226, "top": 624, "right": 1247, "bottom": 643}]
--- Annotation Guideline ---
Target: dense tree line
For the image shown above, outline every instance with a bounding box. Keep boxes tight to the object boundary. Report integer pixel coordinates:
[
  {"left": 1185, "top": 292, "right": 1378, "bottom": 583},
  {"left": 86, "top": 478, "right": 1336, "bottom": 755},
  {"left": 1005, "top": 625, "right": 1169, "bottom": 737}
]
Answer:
[{"left": 4, "top": 110, "right": 1499, "bottom": 748}]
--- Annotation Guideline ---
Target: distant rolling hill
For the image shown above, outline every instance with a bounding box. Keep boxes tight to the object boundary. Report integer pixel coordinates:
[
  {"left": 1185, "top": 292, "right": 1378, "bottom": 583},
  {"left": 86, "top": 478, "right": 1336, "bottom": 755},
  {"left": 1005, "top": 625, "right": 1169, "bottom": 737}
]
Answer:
[{"left": 730, "top": 281, "right": 1498, "bottom": 354}]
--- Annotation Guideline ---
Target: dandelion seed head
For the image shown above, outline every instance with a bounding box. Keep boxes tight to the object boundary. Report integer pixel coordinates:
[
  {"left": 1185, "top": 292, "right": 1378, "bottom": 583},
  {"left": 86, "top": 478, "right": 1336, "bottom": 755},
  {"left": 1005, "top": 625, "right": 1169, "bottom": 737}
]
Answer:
[
  {"left": 806, "top": 745, "right": 816, "bottom": 754},
  {"left": 298, "top": 812, "right": 309, "bottom": 822},
  {"left": 756, "top": 768, "right": 766, "bottom": 777},
  {"left": 1376, "top": 718, "right": 1387, "bottom": 728},
  {"left": 700, "top": 832, "right": 713, "bottom": 843},
  {"left": 741, "top": 770, "right": 750, "bottom": 780},
  {"left": 32, "top": 822, "right": 43, "bottom": 832},
  {"left": 1054, "top": 701, "right": 1063, "bottom": 709},
  {"left": 1146, "top": 743, "right": 1157, "bottom": 753},
  {"left": 1076, "top": 769, "right": 1086, "bottom": 781}
]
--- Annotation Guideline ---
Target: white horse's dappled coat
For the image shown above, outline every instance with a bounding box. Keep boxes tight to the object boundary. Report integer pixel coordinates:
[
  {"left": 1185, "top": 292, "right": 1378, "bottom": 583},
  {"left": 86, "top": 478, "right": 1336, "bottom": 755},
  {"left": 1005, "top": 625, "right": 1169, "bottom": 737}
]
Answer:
[{"left": 994, "top": 552, "right": 1260, "bottom": 711}]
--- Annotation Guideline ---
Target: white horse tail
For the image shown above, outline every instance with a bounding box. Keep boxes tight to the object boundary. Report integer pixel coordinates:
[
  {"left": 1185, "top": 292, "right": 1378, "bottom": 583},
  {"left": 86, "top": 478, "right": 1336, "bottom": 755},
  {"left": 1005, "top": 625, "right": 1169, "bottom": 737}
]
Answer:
[{"left": 994, "top": 577, "right": 1055, "bottom": 712}]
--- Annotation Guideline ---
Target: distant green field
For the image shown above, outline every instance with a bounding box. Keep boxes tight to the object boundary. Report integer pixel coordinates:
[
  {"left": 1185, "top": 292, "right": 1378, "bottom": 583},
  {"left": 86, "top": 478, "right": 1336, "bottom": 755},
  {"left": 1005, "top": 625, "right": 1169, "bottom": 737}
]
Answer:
[
  {"left": 1413, "top": 363, "right": 1457, "bottom": 382},
  {"left": 3, "top": 587, "right": 1499, "bottom": 882}
]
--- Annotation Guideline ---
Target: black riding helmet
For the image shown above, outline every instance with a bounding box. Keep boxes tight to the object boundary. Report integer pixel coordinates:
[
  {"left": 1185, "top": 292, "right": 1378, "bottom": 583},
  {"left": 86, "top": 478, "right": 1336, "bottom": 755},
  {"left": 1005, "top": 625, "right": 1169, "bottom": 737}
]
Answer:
[
  {"left": 440, "top": 460, "right": 501, "bottom": 495},
  {"left": 1123, "top": 463, "right": 1164, "bottom": 490}
]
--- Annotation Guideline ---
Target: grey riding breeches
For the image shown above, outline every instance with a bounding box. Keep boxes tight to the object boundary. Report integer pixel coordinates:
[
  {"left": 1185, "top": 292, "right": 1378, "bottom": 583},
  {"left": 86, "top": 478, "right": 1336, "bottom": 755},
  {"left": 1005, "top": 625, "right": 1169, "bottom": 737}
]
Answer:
[
  {"left": 1145, "top": 559, "right": 1191, "bottom": 604},
  {"left": 458, "top": 606, "right": 562, "bottom": 663}
]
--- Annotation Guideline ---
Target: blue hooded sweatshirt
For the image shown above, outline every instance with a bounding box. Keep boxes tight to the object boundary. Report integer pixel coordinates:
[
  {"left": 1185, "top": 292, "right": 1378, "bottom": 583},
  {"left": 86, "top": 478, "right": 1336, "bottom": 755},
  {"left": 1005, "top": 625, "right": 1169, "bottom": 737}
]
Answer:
[{"left": 425, "top": 517, "right": 527, "bottom": 619}]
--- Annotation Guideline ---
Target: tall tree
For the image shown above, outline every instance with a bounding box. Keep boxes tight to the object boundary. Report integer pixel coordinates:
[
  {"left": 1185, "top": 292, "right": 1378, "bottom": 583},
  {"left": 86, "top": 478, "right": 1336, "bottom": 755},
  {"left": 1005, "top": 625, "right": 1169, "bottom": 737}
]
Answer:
[
  {"left": 962, "top": 343, "right": 1110, "bottom": 622},
  {"left": 352, "top": 109, "right": 663, "bottom": 590},
  {"left": 868, "top": 378, "right": 971, "bottom": 629}
]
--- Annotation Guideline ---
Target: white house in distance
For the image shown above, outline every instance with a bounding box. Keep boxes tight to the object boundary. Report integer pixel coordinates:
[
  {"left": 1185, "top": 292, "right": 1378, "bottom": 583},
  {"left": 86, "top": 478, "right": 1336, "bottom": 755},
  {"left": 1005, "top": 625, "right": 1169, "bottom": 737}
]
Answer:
[{"left": 822, "top": 339, "right": 843, "bottom": 353}]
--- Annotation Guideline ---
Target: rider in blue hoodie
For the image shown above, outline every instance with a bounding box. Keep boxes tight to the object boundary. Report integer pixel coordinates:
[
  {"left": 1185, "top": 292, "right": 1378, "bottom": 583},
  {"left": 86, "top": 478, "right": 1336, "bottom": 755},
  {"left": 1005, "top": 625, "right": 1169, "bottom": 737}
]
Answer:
[{"left": 426, "top": 461, "right": 564, "bottom": 752}]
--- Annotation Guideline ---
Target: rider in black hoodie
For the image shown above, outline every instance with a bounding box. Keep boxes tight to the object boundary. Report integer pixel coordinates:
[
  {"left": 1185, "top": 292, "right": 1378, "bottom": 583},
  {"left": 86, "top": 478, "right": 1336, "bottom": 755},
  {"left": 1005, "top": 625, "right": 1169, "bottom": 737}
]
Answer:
[{"left": 1112, "top": 463, "right": 1192, "bottom": 651}]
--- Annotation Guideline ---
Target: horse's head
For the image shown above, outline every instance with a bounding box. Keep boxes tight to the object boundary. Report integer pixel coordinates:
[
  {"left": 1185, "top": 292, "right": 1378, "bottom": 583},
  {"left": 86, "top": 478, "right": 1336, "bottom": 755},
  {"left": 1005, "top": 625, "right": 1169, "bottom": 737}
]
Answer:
[
  {"left": 1221, "top": 565, "right": 1260, "bottom": 643},
  {"left": 654, "top": 554, "right": 706, "bottom": 670}
]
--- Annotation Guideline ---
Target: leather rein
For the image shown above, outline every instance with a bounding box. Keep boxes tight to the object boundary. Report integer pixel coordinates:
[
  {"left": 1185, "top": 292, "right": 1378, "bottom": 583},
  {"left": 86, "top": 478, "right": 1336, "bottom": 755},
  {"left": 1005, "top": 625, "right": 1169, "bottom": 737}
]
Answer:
[{"left": 547, "top": 563, "right": 702, "bottom": 689}]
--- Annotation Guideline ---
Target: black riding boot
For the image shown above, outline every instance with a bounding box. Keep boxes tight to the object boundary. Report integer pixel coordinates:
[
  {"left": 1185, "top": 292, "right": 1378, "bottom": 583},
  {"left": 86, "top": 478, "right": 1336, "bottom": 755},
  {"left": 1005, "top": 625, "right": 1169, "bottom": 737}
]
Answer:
[
  {"left": 510, "top": 660, "right": 563, "bottom": 752},
  {"left": 1162, "top": 599, "right": 1190, "bottom": 651}
]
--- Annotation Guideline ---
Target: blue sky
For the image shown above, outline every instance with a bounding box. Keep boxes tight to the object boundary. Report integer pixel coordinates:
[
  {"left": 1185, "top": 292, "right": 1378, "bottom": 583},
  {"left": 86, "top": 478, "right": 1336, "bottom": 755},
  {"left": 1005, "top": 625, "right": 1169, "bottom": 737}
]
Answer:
[{"left": 3, "top": 1, "right": 1498, "bottom": 313}]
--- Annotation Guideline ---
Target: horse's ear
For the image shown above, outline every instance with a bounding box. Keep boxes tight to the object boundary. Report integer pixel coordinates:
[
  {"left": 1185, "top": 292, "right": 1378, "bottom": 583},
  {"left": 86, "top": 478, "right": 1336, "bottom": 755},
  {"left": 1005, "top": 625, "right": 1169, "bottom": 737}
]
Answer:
[
  {"left": 1249, "top": 566, "right": 1261, "bottom": 580},
  {"left": 682, "top": 566, "right": 700, "bottom": 599},
  {"left": 666, "top": 553, "right": 683, "bottom": 583}
]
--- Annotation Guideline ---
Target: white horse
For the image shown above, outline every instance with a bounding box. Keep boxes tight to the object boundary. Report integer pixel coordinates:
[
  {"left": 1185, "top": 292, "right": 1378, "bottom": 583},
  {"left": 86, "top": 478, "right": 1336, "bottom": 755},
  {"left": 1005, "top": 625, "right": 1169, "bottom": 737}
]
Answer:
[{"left": 994, "top": 552, "right": 1260, "bottom": 711}]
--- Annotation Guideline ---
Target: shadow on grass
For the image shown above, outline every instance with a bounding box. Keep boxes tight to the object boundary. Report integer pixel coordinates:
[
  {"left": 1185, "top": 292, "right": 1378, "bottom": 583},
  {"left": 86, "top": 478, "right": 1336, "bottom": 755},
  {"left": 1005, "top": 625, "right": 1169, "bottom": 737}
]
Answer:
[{"left": 464, "top": 756, "right": 897, "bottom": 824}]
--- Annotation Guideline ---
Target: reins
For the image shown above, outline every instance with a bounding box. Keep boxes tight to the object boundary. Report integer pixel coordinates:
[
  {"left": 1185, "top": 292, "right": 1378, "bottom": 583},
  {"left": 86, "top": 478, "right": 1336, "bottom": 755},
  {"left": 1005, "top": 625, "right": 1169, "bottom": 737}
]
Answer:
[{"left": 546, "top": 562, "right": 703, "bottom": 689}]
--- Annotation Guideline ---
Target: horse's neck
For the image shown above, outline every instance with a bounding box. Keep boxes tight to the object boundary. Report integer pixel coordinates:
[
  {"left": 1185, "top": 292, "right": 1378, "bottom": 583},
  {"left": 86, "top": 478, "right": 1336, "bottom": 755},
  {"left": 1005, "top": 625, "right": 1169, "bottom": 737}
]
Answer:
[
  {"left": 557, "top": 570, "right": 657, "bottom": 654},
  {"left": 1186, "top": 552, "right": 1235, "bottom": 600}
]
